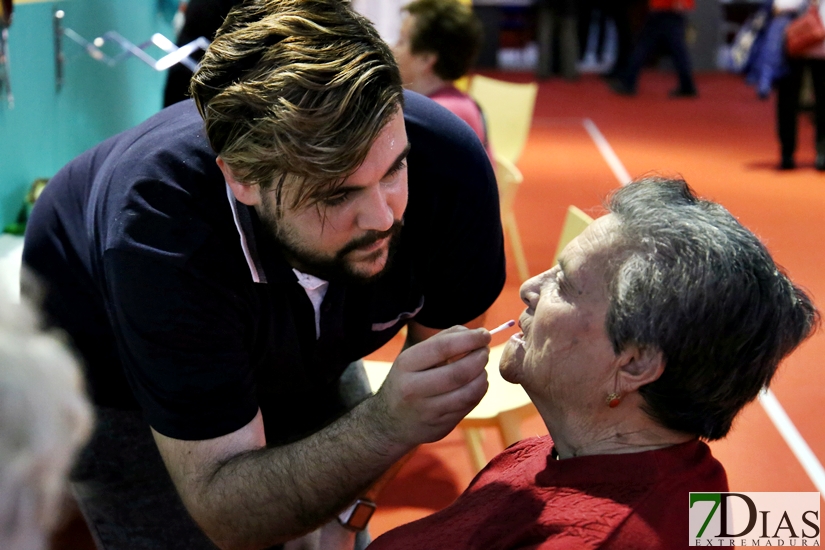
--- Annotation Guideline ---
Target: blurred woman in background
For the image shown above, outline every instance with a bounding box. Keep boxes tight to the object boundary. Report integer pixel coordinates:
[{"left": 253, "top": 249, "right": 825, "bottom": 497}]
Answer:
[{"left": 393, "top": 0, "right": 492, "bottom": 159}]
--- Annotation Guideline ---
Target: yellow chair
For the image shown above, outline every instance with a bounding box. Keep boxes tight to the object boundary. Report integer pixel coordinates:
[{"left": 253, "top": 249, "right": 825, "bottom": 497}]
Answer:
[
  {"left": 362, "top": 348, "right": 535, "bottom": 473},
  {"left": 469, "top": 75, "right": 538, "bottom": 282},
  {"left": 494, "top": 154, "right": 530, "bottom": 283},
  {"left": 451, "top": 343, "right": 537, "bottom": 472},
  {"left": 554, "top": 205, "right": 594, "bottom": 262},
  {"left": 468, "top": 75, "right": 538, "bottom": 167}
]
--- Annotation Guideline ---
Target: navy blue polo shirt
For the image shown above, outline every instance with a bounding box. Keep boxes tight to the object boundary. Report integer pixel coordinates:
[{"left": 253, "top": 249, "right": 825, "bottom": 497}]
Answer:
[{"left": 23, "top": 91, "right": 505, "bottom": 444}]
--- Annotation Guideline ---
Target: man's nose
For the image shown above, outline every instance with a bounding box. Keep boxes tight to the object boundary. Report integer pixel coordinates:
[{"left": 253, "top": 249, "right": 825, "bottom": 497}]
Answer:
[{"left": 356, "top": 185, "right": 395, "bottom": 231}]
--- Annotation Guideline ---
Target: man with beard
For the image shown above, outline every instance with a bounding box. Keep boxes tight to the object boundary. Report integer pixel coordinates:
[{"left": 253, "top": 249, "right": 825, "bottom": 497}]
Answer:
[{"left": 21, "top": 1, "right": 505, "bottom": 549}]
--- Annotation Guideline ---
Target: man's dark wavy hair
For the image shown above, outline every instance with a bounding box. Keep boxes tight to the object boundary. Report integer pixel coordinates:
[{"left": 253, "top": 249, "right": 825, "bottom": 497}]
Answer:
[{"left": 190, "top": 0, "right": 403, "bottom": 211}]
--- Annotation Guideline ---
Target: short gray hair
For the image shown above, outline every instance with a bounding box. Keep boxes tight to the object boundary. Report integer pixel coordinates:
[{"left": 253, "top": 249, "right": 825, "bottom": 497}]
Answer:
[
  {"left": 0, "top": 292, "right": 92, "bottom": 550},
  {"left": 605, "top": 177, "right": 818, "bottom": 440}
]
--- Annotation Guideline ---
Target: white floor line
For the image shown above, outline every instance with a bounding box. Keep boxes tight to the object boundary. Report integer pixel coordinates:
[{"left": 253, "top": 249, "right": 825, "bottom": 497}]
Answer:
[
  {"left": 581, "top": 118, "right": 632, "bottom": 186},
  {"left": 582, "top": 117, "right": 825, "bottom": 495},
  {"left": 759, "top": 388, "right": 825, "bottom": 496}
]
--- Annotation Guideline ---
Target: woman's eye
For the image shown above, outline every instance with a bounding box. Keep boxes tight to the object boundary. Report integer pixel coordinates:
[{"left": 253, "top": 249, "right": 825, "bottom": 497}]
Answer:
[{"left": 555, "top": 273, "right": 572, "bottom": 297}]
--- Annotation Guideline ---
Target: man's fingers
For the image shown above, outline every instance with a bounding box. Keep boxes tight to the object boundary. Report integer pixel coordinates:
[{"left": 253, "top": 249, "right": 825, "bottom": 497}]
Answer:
[
  {"left": 395, "top": 327, "right": 491, "bottom": 373},
  {"left": 375, "top": 326, "right": 494, "bottom": 447},
  {"left": 397, "top": 346, "right": 490, "bottom": 401},
  {"left": 436, "top": 325, "right": 468, "bottom": 336},
  {"left": 416, "top": 370, "right": 489, "bottom": 429}
]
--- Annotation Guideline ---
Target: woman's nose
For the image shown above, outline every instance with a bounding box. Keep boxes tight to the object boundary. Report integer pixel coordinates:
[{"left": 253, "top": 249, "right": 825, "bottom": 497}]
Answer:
[{"left": 519, "top": 274, "right": 542, "bottom": 307}]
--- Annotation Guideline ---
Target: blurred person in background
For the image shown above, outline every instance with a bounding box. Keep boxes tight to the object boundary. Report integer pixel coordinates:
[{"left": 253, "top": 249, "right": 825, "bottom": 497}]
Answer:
[
  {"left": 0, "top": 293, "right": 93, "bottom": 550},
  {"left": 774, "top": 0, "right": 825, "bottom": 170},
  {"left": 163, "top": 0, "right": 243, "bottom": 107},
  {"left": 600, "top": 0, "right": 640, "bottom": 80},
  {"left": 536, "top": 0, "right": 580, "bottom": 80},
  {"left": 367, "top": 177, "right": 819, "bottom": 549},
  {"left": 609, "top": 0, "right": 698, "bottom": 97},
  {"left": 393, "top": 0, "right": 493, "bottom": 159}
]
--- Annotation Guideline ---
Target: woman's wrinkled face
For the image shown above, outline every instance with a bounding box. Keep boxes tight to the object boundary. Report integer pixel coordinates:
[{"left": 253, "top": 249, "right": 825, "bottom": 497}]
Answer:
[{"left": 500, "top": 215, "right": 622, "bottom": 412}]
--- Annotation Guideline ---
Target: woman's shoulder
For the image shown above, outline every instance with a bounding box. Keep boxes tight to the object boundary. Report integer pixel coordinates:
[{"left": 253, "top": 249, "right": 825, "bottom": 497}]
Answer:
[{"left": 468, "top": 436, "right": 555, "bottom": 487}]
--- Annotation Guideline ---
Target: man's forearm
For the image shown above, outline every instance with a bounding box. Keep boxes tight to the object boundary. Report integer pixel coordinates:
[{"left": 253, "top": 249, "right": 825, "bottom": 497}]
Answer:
[
  {"left": 156, "top": 327, "right": 492, "bottom": 550},
  {"left": 194, "top": 396, "right": 406, "bottom": 549}
]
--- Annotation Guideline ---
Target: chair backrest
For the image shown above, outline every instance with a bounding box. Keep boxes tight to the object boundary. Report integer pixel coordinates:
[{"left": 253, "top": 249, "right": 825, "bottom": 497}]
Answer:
[
  {"left": 468, "top": 75, "right": 538, "bottom": 166},
  {"left": 553, "top": 205, "right": 594, "bottom": 262},
  {"left": 493, "top": 153, "right": 523, "bottom": 214}
]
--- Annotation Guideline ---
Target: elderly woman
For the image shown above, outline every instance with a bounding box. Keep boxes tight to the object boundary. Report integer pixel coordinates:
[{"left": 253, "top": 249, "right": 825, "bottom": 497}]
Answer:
[{"left": 368, "top": 177, "right": 818, "bottom": 549}]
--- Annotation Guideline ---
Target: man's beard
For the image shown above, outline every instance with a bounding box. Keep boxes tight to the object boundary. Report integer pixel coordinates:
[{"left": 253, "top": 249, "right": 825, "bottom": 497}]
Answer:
[{"left": 262, "top": 212, "right": 404, "bottom": 284}]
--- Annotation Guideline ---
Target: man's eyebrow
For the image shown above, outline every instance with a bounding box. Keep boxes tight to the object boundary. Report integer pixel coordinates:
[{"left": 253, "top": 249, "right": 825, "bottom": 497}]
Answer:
[
  {"left": 326, "top": 142, "right": 412, "bottom": 197},
  {"left": 383, "top": 142, "right": 412, "bottom": 179}
]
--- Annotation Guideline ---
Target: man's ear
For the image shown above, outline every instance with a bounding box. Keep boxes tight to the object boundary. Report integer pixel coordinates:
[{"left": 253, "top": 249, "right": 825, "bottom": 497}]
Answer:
[
  {"left": 615, "top": 345, "right": 665, "bottom": 395},
  {"left": 217, "top": 157, "right": 261, "bottom": 206}
]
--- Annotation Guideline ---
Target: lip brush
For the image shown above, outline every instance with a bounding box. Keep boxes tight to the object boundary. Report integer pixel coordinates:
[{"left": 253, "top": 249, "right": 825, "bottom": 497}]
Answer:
[{"left": 488, "top": 319, "right": 516, "bottom": 335}]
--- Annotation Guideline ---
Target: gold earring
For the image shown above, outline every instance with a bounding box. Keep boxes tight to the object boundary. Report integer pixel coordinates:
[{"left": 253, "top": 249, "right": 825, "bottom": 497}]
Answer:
[{"left": 606, "top": 393, "right": 621, "bottom": 408}]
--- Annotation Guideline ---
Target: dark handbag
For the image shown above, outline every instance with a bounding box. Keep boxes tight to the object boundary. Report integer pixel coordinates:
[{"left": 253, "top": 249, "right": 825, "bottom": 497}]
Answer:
[{"left": 786, "top": 0, "right": 825, "bottom": 57}]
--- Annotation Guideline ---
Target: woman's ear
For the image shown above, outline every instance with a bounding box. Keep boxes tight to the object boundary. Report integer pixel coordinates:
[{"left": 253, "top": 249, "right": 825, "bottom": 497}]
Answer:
[
  {"left": 615, "top": 345, "right": 665, "bottom": 394},
  {"left": 217, "top": 157, "right": 261, "bottom": 206}
]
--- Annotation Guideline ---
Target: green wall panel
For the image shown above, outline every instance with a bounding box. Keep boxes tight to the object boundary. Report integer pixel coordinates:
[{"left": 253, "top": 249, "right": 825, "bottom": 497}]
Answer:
[{"left": 0, "top": 0, "right": 175, "bottom": 227}]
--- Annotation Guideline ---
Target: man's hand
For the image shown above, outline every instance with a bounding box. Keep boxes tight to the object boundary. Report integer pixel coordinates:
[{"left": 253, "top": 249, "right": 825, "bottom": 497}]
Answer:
[{"left": 375, "top": 326, "right": 491, "bottom": 446}]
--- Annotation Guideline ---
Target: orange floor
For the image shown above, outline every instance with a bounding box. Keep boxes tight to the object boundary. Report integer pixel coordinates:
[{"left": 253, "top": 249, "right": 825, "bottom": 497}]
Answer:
[{"left": 367, "top": 70, "right": 825, "bottom": 539}]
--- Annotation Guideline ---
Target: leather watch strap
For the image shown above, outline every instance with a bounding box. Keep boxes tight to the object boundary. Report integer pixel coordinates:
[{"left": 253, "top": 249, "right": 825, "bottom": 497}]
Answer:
[{"left": 337, "top": 449, "right": 416, "bottom": 531}]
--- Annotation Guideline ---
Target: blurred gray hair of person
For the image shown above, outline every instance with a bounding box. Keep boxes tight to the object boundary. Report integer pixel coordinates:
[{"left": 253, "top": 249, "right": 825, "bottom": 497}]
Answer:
[
  {"left": 604, "top": 177, "right": 818, "bottom": 441},
  {"left": 0, "top": 291, "right": 93, "bottom": 550}
]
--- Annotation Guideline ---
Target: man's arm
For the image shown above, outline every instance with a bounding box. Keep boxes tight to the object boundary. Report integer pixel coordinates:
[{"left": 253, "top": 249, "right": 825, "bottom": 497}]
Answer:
[{"left": 152, "top": 326, "right": 491, "bottom": 550}]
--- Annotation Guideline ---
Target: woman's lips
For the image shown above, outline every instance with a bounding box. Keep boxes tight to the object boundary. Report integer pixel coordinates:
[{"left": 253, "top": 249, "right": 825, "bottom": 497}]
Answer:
[
  {"left": 510, "top": 332, "right": 526, "bottom": 347},
  {"left": 512, "top": 316, "right": 529, "bottom": 347}
]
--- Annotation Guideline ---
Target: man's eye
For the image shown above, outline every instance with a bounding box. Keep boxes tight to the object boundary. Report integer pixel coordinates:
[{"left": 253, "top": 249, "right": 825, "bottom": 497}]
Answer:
[
  {"left": 385, "top": 160, "right": 407, "bottom": 181},
  {"left": 322, "top": 192, "right": 349, "bottom": 207}
]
